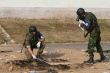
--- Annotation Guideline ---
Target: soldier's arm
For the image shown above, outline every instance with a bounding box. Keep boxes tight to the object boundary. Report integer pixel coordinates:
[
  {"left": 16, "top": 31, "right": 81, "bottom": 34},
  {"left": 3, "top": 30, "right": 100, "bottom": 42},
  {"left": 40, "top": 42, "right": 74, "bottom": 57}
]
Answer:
[
  {"left": 88, "top": 18, "right": 97, "bottom": 32},
  {"left": 84, "top": 20, "right": 95, "bottom": 38},
  {"left": 39, "top": 36, "right": 45, "bottom": 42},
  {"left": 38, "top": 32, "right": 45, "bottom": 42},
  {"left": 25, "top": 34, "right": 36, "bottom": 58},
  {"left": 84, "top": 15, "right": 97, "bottom": 37},
  {"left": 36, "top": 32, "right": 45, "bottom": 48},
  {"left": 39, "top": 35, "right": 45, "bottom": 47}
]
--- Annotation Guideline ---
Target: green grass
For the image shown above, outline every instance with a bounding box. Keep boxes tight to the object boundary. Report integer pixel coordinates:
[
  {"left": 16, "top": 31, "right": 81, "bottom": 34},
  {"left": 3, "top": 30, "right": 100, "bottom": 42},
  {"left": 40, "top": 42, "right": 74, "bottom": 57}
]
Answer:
[{"left": 0, "top": 18, "right": 110, "bottom": 43}]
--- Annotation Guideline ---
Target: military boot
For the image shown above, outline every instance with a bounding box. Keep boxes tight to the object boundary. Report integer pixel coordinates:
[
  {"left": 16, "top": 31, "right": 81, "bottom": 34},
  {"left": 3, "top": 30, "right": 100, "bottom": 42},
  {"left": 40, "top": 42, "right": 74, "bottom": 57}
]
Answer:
[
  {"left": 99, "top": 54, "right": 106, "bottom": 62},
  {"left": 86, "top": 57, "right": 94, "bottom": 64},
  {"left": 84, "top": 55, "right": 94, "bottom": 64}
]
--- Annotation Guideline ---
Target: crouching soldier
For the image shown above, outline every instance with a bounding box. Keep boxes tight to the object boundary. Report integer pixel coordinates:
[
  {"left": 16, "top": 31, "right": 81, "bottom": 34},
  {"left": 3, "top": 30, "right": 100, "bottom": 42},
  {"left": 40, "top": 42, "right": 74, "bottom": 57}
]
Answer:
[
  {"left": 24, "top": 25, "right": 45, "bottom": 60},
  {"left": 76, "top": 8, "right": 106, "bottom": 64}
]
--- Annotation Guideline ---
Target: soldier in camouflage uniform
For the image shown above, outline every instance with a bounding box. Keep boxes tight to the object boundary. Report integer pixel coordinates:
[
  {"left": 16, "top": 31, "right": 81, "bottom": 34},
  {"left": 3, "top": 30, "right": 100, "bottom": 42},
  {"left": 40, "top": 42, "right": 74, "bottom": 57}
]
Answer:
[
  {"left": 24, "top": 25, "right": 45, "bottom": 60},
  {"left": 76, "top": 8, "right": 106, "bottom": 64}
]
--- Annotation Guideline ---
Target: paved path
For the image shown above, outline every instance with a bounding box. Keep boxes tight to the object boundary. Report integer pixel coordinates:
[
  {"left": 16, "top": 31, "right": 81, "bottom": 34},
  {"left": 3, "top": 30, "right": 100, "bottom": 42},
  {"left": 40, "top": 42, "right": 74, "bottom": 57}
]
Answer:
[{"left": 0, "top": 43, "right": 110, "bottom": 52}]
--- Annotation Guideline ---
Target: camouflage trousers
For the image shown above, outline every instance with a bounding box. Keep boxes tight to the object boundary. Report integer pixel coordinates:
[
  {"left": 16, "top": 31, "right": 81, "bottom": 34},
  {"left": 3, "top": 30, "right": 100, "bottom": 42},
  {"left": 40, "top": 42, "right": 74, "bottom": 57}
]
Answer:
[
  {"left": 25, "top": 43, "right": 45, "bottom": 60},
  {"left": 87, "top": 28, "right": 103, "bottom": 57}
]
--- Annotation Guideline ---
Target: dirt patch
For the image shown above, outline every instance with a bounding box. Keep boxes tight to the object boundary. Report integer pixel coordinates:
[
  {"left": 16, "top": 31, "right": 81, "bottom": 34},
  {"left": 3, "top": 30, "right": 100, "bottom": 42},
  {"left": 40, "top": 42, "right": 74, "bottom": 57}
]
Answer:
[
  {"left": 74, "top": 63, "right": 93, "bottom": 69},
  {"left": 1, "top": 45, "right": 110, "bottom": 73},
  {"left": 5, "top": 59, "right": 70, "bottom": 72},
  {"left": 51, "top": 58, "right": 68, "bottom": 63}
]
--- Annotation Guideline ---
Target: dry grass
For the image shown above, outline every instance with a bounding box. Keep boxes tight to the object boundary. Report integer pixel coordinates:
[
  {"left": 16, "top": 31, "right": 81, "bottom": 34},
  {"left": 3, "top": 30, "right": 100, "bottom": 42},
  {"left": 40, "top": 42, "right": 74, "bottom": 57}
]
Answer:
[{"left": 0, "top": 18, "right": 110, "bottom": 43}]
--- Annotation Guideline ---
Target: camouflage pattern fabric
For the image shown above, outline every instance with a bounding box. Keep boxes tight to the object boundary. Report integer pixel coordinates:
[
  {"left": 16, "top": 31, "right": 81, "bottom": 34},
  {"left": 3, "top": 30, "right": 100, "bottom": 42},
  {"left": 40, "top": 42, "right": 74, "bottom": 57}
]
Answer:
[
  {"left": 24, "top": 32, "right": 45, "bottom": 59},
  {"left": 86, "top": 12, "right": 103, "bottom": 57}
]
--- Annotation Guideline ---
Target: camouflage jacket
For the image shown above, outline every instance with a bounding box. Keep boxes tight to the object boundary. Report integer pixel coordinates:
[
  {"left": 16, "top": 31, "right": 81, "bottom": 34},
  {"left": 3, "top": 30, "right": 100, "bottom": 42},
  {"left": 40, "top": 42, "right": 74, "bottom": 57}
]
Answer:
[
  {"left": 85, "top": 12, "right": 100, "bottom": 33},
  {"left": 24, "top": 31, "right": 43, "bottom": 47},
  {"left": 77, "top": 12, "right": 100, "bottom": 34}
]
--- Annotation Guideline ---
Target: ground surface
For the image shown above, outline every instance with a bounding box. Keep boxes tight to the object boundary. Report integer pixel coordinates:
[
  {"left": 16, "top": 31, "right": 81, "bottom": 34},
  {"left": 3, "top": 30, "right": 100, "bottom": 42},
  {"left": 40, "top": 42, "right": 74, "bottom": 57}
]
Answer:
[
  {"left": 0, "top": 18, "right": 110, "bottom": 73},
  {"left": 0, "top": 43, "right": 110, "bottom": 73}
]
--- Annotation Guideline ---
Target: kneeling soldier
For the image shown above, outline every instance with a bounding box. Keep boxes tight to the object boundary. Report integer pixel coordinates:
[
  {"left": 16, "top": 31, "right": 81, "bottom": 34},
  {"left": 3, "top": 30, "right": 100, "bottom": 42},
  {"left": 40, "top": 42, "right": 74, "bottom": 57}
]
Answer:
[{"left": 24, "top": 25, "right": 45, "bottom": 60}]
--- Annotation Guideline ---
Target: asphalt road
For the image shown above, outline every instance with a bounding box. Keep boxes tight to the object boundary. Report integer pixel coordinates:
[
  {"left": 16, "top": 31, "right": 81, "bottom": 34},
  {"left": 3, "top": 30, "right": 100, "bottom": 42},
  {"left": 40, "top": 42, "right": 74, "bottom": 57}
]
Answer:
[{"left": 0, "top": 43, "right": 110, "bottom": 52}]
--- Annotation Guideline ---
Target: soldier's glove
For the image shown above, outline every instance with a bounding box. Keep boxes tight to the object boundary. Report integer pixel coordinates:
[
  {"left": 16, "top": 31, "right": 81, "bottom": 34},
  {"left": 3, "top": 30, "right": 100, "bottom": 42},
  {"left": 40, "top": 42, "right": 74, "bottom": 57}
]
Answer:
[
  {"left": 79, "top": 20, "right": 89, "bottom": 31},
  {"left": 78, "top": 20, "right": 86, "bottom": 31},
  {"left": 32, "top": 54, "right": 37, "bottom": 59},
  {"left": 37, "top": 41, "right": 41, "bottom": 48}
]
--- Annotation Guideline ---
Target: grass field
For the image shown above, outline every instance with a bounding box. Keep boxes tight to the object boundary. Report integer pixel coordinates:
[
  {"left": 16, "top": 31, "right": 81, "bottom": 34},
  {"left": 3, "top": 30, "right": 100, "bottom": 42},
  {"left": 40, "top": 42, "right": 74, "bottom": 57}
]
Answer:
[{"left": 0, "top": 18, "right": 110, "bottom": 43}]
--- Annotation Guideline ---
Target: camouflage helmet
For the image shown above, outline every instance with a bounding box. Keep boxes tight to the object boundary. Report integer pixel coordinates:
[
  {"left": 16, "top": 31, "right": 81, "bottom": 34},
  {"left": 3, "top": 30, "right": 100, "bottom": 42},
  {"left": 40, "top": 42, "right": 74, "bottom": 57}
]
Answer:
[
  {"left": 29, "top": 25, "right": 37, "bottom": 33},
  {"left": 76, "top": 8, "right": 85, "bottom": 15}
]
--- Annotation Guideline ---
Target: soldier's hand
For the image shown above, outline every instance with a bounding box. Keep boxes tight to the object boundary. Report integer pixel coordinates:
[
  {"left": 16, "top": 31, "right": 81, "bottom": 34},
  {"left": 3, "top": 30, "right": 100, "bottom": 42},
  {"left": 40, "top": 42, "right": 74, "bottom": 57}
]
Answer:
[
  {"left": 37, "top": 41, "right": 41, "bottom": 48},
  {"left": 32, "top": 55, "right": 37, "bottom": 59}
]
